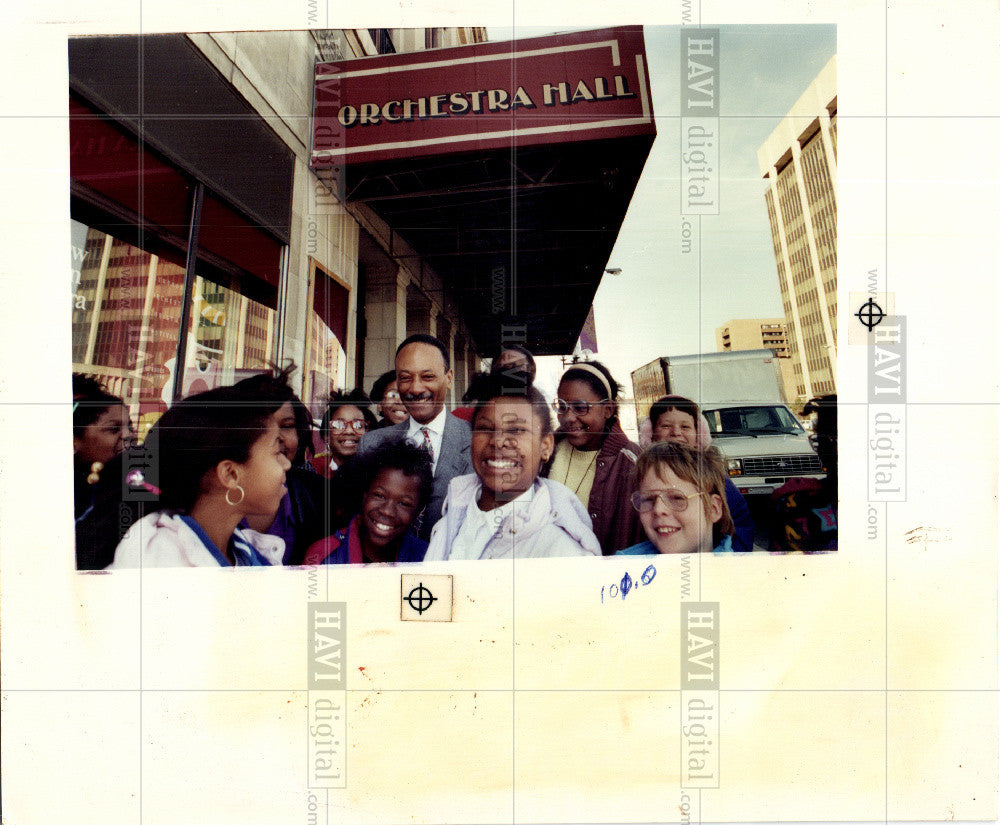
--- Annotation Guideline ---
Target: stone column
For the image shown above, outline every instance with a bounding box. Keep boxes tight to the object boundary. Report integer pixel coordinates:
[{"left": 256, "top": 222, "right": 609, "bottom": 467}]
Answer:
[
  {"left": 363, "top": 264, "right": 407, "bottom": 392},
  {"left": 405, "top": 283, "right": 433, "bottom": 337},
  {"left": 453, "top": 335, "right": 468, "bottom": 401}
]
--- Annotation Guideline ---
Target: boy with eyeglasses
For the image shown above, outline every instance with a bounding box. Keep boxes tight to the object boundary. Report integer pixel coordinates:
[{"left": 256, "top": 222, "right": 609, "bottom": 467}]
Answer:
[{"left": 618, "top": 442, "right": 735, "bottom": 555}]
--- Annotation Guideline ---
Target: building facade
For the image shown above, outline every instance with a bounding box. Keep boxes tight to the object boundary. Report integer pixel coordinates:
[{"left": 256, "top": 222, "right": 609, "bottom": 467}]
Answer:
[
  {"left": 716, "top": 317, "right": 790, "bottom": 357},
  {"left": 69, "top": 26, "right": 654, "bottom": 439},
  {"left": 757, "top": 55, "right": 837, "bottom": 404},
  {"left": 69, "top": 28, "right": 488, "bottom": 435}
]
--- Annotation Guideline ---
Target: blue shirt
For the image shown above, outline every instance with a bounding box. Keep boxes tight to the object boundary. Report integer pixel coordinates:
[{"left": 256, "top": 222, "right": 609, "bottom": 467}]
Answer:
[
  {"left": 180, "top": 515, "right": 274, "bottom": 566},
  {"left": 617, "top": 535, "right": 734, "bottom": 555},
  {"left": 308, "top": 516, "right": 429, "bottom": 565}
]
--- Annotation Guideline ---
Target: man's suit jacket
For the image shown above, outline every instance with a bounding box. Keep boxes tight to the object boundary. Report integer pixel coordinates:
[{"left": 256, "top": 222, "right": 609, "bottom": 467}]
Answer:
[{"left": 357, "top": 413, "right": 472, "bottom": 540}]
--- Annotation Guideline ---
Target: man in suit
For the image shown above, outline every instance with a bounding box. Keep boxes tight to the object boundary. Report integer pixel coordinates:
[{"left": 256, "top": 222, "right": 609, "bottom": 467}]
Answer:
[{"left": 357, "top": 334, "right": 472, "bottom": 540}]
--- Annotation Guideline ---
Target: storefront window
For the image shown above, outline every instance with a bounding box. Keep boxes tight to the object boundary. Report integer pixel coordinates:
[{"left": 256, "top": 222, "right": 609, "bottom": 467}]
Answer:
[
  {"left": 72, "top": 220, "right": 279, "bottom": 438},
  {"left": 180, "top": 275, "right": 277, "bottom": 399},
  {"left": 71, "top": 221, "right": 186, "bottom": 438},
  {"left": 71, "top": 92, "right": 286, "bottom": 437}
]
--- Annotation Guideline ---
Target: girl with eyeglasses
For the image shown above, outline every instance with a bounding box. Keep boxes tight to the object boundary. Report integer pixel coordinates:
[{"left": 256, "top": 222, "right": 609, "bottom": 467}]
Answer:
[
  {"left": 311, "top": 390, "right": 378, "bottom": 478},
  {"left": 544, "top": 361, "right": 643, "bottom": 555},
  {"left": 619, "top": 441, "right": 735, "bottom": 555}
]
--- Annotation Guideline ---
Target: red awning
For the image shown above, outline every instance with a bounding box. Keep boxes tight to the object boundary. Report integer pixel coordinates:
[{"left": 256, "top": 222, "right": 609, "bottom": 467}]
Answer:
[{"left": 311, "top": 27, "right": 656, "bottom": 355}]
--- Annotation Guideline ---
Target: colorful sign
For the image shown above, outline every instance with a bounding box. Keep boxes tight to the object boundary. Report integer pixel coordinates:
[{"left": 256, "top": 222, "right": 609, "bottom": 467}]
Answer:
[{"left": 311, "top": 27, "right": 654, "bottom": 167}]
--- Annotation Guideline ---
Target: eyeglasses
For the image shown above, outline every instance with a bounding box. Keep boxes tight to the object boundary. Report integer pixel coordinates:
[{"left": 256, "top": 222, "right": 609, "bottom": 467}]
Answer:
[
  {"left": 630, "top": 488, "right": 707, "bottom": 514},
  {"left": 553, "top": 398, "right": 609, "bottom": 416},
  {"left": 329, "top": 419, "right": 368, "bottom": 433}
]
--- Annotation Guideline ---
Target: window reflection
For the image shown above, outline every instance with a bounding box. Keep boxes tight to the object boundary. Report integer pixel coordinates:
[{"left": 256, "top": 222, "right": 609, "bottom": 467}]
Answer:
[{"left": 71, "top": 222, "right": 277, "bottom": 439}]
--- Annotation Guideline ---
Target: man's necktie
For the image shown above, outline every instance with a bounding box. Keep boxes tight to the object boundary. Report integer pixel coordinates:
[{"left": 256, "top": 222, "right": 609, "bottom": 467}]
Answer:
[{"left": 420, "top": 426, "right": 434, "bottom": 462}]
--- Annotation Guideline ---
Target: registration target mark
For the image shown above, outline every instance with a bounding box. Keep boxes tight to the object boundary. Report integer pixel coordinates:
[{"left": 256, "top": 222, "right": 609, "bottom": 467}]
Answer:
[
  {"left": 855, "top": 297, "right": 885, "bottom": 330},
  {"left": 405, "top": 583, "right": 436, "bottom": 614},
  {"left": 401, "top": 574, "right": 453, "bottom": 622}
]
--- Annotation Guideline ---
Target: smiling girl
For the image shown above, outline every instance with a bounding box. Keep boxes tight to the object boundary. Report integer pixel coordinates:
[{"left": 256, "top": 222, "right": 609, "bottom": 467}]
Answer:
[
  {"left": 370, "top": 371, "right": 410, "bottom": 428},
  {"left": 231, "top": 369, "right": 328, "bottom": 565},
  {"left": 304, "top": 441, "right": 433, "bottom": 565},
  {"left": 312, "top": 390, "right": 377, "bottom": 478},
  {"left": 544, "top": 361, "right": 643, "bottom": 555},
  {"left": 425, "top": 373, "right": 601, "bottom": 560},
  {"left": 109, "top": 385, "right": 290, "bottom": 568}
]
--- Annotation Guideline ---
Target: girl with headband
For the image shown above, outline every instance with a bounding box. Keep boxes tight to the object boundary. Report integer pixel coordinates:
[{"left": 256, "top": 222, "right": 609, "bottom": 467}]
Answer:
[
  {"left": 426, "top": 372, "right": 600, "bottom": 560},
  {"left": 545, "top": 360, "right": 643, "bottom": 554}
]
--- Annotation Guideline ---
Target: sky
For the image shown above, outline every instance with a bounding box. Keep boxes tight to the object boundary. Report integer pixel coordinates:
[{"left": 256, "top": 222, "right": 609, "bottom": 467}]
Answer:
[{"left": 486, "top": 25, "right": 837, "bottom": 430}]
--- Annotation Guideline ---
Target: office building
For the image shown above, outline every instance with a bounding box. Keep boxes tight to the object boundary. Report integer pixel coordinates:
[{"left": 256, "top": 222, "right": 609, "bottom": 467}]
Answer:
[
  {"left": 716, "top": 318, "right": 790, "bottom": 357},
  {"left": 757, "top": 55, "right": 837, "bottom": 403}
]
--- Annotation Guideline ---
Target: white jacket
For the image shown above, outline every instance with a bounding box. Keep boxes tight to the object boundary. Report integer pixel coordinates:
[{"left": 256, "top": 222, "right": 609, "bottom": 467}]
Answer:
[
  {"left": 425, "top": 475, "right": 601, "bottom": 560},
  {"left": 109, "top": 512, "right": 285, "bottom": 568}
]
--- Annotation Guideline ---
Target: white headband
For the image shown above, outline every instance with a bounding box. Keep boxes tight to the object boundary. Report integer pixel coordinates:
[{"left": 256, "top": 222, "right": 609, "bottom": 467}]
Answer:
[{"left": 563, "top": 363, "right": 613, "bottom": 400}]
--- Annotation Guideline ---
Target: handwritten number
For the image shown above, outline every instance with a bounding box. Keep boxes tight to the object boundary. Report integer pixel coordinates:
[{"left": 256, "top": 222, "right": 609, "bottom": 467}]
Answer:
[
  {"left": 601, "top": 566, "right": 657, "bottom": 602},
  {"left": 620, "top": 572, "right": 632, "bottom": 600}
]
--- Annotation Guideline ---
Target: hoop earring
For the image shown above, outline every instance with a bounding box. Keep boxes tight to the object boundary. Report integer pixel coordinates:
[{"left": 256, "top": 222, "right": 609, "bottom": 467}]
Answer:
[
  {"left": 225, "top": 485, "right": 245, "bottom": 506},
  {"left": 86, "top": 461, "right": 103, "bottom": 485}
]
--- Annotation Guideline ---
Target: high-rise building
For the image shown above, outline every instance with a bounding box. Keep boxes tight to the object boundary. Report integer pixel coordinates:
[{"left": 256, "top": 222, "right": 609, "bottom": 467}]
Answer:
[
  {"left": 757, "top": 55, "right": 837, "bottom": 404},
  {"left": 716, "top": 318, "right": 797, "bottom": 402},
  {"left": 716, "top": 318, "right": 790, "bottom": 357}
]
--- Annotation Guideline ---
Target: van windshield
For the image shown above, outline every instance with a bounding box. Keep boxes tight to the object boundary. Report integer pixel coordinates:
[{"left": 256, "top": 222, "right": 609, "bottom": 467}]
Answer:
[{"left": 702, "top": 405, "right": 803, "bottom": 437}]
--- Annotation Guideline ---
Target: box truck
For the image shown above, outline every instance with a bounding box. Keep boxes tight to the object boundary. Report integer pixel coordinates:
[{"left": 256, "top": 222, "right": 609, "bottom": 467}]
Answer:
[{"left": 631, "top": 349, "right": 824, "bottom": 495}]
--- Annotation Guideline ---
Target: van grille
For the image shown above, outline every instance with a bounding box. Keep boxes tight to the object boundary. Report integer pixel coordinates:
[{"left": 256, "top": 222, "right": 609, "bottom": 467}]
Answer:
[{"left": 742, "top": 454, "right": 823, "bottom": 476}]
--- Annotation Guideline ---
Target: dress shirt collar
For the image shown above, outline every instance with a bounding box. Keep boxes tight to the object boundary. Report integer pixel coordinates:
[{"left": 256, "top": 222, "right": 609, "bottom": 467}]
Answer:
[{"left": 406, "top": 407, "right": 447, "bottom": 440}]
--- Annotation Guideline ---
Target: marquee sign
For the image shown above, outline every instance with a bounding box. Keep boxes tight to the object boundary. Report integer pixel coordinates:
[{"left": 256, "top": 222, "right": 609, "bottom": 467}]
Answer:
[{"left": 311, "top": 27, "right": 654, "bottom": 167}]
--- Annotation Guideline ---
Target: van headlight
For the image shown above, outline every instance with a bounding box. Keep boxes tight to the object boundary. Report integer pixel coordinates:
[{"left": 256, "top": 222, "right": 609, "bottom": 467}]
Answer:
[{"left": 726, "top": 458, "right": 743, "bottom": 477}]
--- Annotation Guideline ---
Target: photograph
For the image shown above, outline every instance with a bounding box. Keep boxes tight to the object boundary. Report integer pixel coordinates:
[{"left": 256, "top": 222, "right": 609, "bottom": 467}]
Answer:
[{"left": 67, "top": 23, "right": 837, "bottom": 570}]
